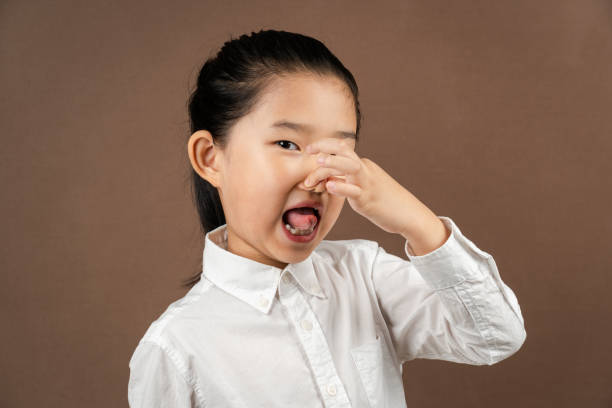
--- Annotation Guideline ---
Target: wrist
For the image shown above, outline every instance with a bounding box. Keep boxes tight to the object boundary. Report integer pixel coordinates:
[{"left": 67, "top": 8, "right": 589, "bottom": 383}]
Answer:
[{"left": 402, "top": 214, "right": 450, "bottom": 256}]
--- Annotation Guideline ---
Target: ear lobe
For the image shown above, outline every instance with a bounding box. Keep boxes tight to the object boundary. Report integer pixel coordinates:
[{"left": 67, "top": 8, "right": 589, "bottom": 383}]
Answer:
[{"left": 188, "top": 130, "right": 221, "bottom": 187}]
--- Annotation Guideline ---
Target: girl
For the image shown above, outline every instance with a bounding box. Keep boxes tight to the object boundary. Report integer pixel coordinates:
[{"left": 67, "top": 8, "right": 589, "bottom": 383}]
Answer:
[{"left": 128, "top": 29, "right": 526, "bottom": 408}]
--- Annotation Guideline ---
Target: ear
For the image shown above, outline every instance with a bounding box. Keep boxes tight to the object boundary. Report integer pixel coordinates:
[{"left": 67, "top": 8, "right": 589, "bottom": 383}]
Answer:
[{"left": 187, "top": 130, "right": 222, "bottom": 188}]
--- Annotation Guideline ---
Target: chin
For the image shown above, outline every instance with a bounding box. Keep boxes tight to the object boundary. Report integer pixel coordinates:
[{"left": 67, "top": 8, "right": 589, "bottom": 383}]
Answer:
[{"left": 280, "top": 242, "right": 321, "bottom": 265}]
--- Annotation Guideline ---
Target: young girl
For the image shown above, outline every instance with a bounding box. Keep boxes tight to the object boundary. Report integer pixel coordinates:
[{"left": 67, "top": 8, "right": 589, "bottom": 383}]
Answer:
[{"left": 128, "top": 29, "right": 526, "bottom": 408}]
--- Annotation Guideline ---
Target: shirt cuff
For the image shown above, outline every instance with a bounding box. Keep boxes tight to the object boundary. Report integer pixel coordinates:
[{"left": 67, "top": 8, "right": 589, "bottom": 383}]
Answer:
[{"left": 403, "top": 216, "right": 491, "bottom": 290}]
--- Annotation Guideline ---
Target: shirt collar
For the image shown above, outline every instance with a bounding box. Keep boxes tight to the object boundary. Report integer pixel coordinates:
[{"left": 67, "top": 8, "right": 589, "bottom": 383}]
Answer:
[{"left": 202, "top": 224, "right": 327, "bottom": 314}]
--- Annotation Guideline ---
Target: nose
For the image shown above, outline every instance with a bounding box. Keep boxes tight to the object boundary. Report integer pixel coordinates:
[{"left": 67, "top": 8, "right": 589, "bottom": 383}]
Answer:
[
  {"left": 305, "top": 180, "right": 326, "bottom": 193},
  {"left": 299, "top": 175, "right": 326, "bottom": 193},
  {"left": 298, "top": 153, "right": 328, "bottom": 193}
]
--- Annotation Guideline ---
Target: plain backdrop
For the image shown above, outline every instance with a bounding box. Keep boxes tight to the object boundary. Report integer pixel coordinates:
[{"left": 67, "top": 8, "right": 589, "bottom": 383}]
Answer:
[{"left": 1, "top": 1, "right": 611, "bottom": 407}]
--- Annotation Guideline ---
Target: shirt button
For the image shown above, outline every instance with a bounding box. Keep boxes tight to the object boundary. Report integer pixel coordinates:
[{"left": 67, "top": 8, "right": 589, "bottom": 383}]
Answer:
[
  {"left": 300, "top": 319, "right": 313, "bottom": 331},
  {"left": 282, "top": 275, "right": 291, "bottom": 284},
  {"left": 258, "top": 297, "right": 269, "bottom": 308},
  {"left": 326, "top": 383, "right": 337, "bottom": 396}
]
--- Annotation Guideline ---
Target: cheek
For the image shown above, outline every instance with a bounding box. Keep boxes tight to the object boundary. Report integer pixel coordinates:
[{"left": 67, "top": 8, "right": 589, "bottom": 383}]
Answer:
[
  {"left": 224, "top": 148, "right": 295, "bottom": 206},
  {"left": 225, "top": 171, "right": 285, "bottom": 218},
  {"left": 322, "top": 196, "right": 345, "bottom": 223},
  {"left": 246, "top": 148, "right": 288, "bottom": 178}
]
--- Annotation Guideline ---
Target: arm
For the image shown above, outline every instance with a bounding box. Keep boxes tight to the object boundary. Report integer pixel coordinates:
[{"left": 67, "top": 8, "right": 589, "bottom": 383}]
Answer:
[
  {"left": 371, "top": 216, "right": 526, "bottom": 365},
  {"left": 301, "top": 138, "right": 526, "bottom": 364}
]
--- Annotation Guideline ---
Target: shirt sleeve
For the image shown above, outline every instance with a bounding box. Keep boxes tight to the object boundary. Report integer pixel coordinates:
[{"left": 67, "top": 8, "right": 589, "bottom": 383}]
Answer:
[
  {"left": 370, "top": 215, "right": 526, "bottom": 366},
  {"left": 128, "top": 340, "right": 199, "bottom": 408}
]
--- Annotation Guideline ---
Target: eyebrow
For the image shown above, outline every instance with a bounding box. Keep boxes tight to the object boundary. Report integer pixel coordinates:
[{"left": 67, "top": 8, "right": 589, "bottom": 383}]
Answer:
[{"left": 271, "top": 120, "right": 357, "bottom": 139}]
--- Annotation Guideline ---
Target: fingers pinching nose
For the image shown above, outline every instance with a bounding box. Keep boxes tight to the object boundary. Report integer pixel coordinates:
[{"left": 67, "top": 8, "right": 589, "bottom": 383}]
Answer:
[
  {"left": 312, "top": 178, "right": 328, "bottom": 193},
  {"left": 303, "top": 176, "right": 326, "bottom": 192}
]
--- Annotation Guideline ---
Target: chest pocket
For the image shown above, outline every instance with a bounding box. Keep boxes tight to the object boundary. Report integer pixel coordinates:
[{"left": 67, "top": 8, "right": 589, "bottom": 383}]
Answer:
[{"left": 350, "top": 331, "right": 406, "bottom": 408}]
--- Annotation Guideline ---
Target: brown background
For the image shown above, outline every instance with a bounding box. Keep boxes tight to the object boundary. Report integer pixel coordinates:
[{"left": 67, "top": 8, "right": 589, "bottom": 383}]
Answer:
[{"left": 1, "top": 1, "right": 611, "bottom": 407}]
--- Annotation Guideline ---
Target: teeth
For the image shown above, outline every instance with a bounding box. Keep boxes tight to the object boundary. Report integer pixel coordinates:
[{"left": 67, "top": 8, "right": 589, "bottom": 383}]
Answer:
[{"left": 285, "top": 223, "right": 315, "bottom": 236}]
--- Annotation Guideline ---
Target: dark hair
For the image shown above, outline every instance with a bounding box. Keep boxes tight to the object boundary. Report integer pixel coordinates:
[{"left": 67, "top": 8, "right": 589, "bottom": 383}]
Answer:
[{"left": 182, "top": 29, "right": 362, "bottom": 289}]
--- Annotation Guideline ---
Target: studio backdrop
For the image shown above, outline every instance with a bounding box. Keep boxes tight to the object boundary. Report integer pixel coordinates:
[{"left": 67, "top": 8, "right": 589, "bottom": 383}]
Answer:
[{"left": 1, "top": 1, "right": 610, "bottom": 407}]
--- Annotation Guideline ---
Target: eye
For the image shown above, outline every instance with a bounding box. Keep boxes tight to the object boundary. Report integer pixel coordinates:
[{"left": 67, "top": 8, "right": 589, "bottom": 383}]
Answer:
[{"left": 275, "top": 140, "right": 299, "bottom": 151}]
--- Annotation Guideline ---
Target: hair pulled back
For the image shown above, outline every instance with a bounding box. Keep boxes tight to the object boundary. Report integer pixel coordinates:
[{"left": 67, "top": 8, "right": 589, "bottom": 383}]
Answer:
[{"left": 183, "top": 29, "right": 361, "bottom": 288}]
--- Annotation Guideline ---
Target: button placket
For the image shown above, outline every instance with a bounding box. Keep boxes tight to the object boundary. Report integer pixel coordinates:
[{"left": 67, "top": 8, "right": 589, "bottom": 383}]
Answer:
[{"left": 278, "top": 282, "right": 351, "bottom": 407}]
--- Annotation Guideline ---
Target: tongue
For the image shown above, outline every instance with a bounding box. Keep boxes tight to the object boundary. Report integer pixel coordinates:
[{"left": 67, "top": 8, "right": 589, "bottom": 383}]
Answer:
[{"left": 285, "top": 208, "right": 318, "bottom": 230}]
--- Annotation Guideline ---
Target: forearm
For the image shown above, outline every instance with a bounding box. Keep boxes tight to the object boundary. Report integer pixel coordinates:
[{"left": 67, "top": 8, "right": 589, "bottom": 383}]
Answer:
[{"left": 398, "top": 190, "right": 451, "bottom": 256}]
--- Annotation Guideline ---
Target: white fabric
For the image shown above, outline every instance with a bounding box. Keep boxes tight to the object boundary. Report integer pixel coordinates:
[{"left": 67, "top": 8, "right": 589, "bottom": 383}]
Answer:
[{"left": 128, "top": 216, "right": 526, "bottom": 407}]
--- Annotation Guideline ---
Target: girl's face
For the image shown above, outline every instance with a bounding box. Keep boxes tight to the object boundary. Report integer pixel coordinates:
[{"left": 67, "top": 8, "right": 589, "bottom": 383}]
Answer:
[{"left": 192, "top": 73, "right": 357, "bottom": 269}]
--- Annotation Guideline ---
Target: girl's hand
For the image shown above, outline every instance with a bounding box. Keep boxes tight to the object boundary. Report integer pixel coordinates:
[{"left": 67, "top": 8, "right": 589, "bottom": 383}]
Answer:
[
  {"left": 304, "top": 138, "right": 451, "bottom": 255},
  {"left": 304, "top": 139, "right": 422, "bottom": 236}
]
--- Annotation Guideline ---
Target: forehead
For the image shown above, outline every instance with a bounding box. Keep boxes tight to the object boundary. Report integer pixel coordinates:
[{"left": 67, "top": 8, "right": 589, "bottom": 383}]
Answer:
[{"left": 251, "top": 73, "right": 357, "bottom": 139}]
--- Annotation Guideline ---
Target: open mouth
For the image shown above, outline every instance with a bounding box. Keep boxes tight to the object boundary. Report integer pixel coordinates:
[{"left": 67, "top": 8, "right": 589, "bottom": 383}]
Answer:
[{"left": 282, "top": 207, "right": 321, "bottom": 236}]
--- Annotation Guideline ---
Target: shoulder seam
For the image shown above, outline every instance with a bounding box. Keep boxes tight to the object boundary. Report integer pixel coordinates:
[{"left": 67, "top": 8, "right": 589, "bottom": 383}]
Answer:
[
  {"left": 141, "top": 283, "right": 209, "bottom": 342},
  {"left": 139, "top": 339, "right": 208, "bottom": 408}
]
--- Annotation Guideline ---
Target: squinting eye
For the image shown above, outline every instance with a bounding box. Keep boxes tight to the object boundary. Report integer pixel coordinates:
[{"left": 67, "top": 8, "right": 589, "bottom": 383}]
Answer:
[{"left": 275, "top": 140, "right": 299, "bottom": 151}]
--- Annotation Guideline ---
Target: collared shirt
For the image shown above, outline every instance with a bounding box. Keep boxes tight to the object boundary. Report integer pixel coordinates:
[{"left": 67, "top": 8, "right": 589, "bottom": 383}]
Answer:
[{"left": 128, "top": 216, "right": 526, "bottom": 408}]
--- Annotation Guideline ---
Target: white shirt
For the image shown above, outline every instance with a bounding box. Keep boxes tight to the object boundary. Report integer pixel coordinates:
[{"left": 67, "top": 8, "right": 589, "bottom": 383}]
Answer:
[{"left": 128, "top": 216, "right": 526, "bottom": 408}]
